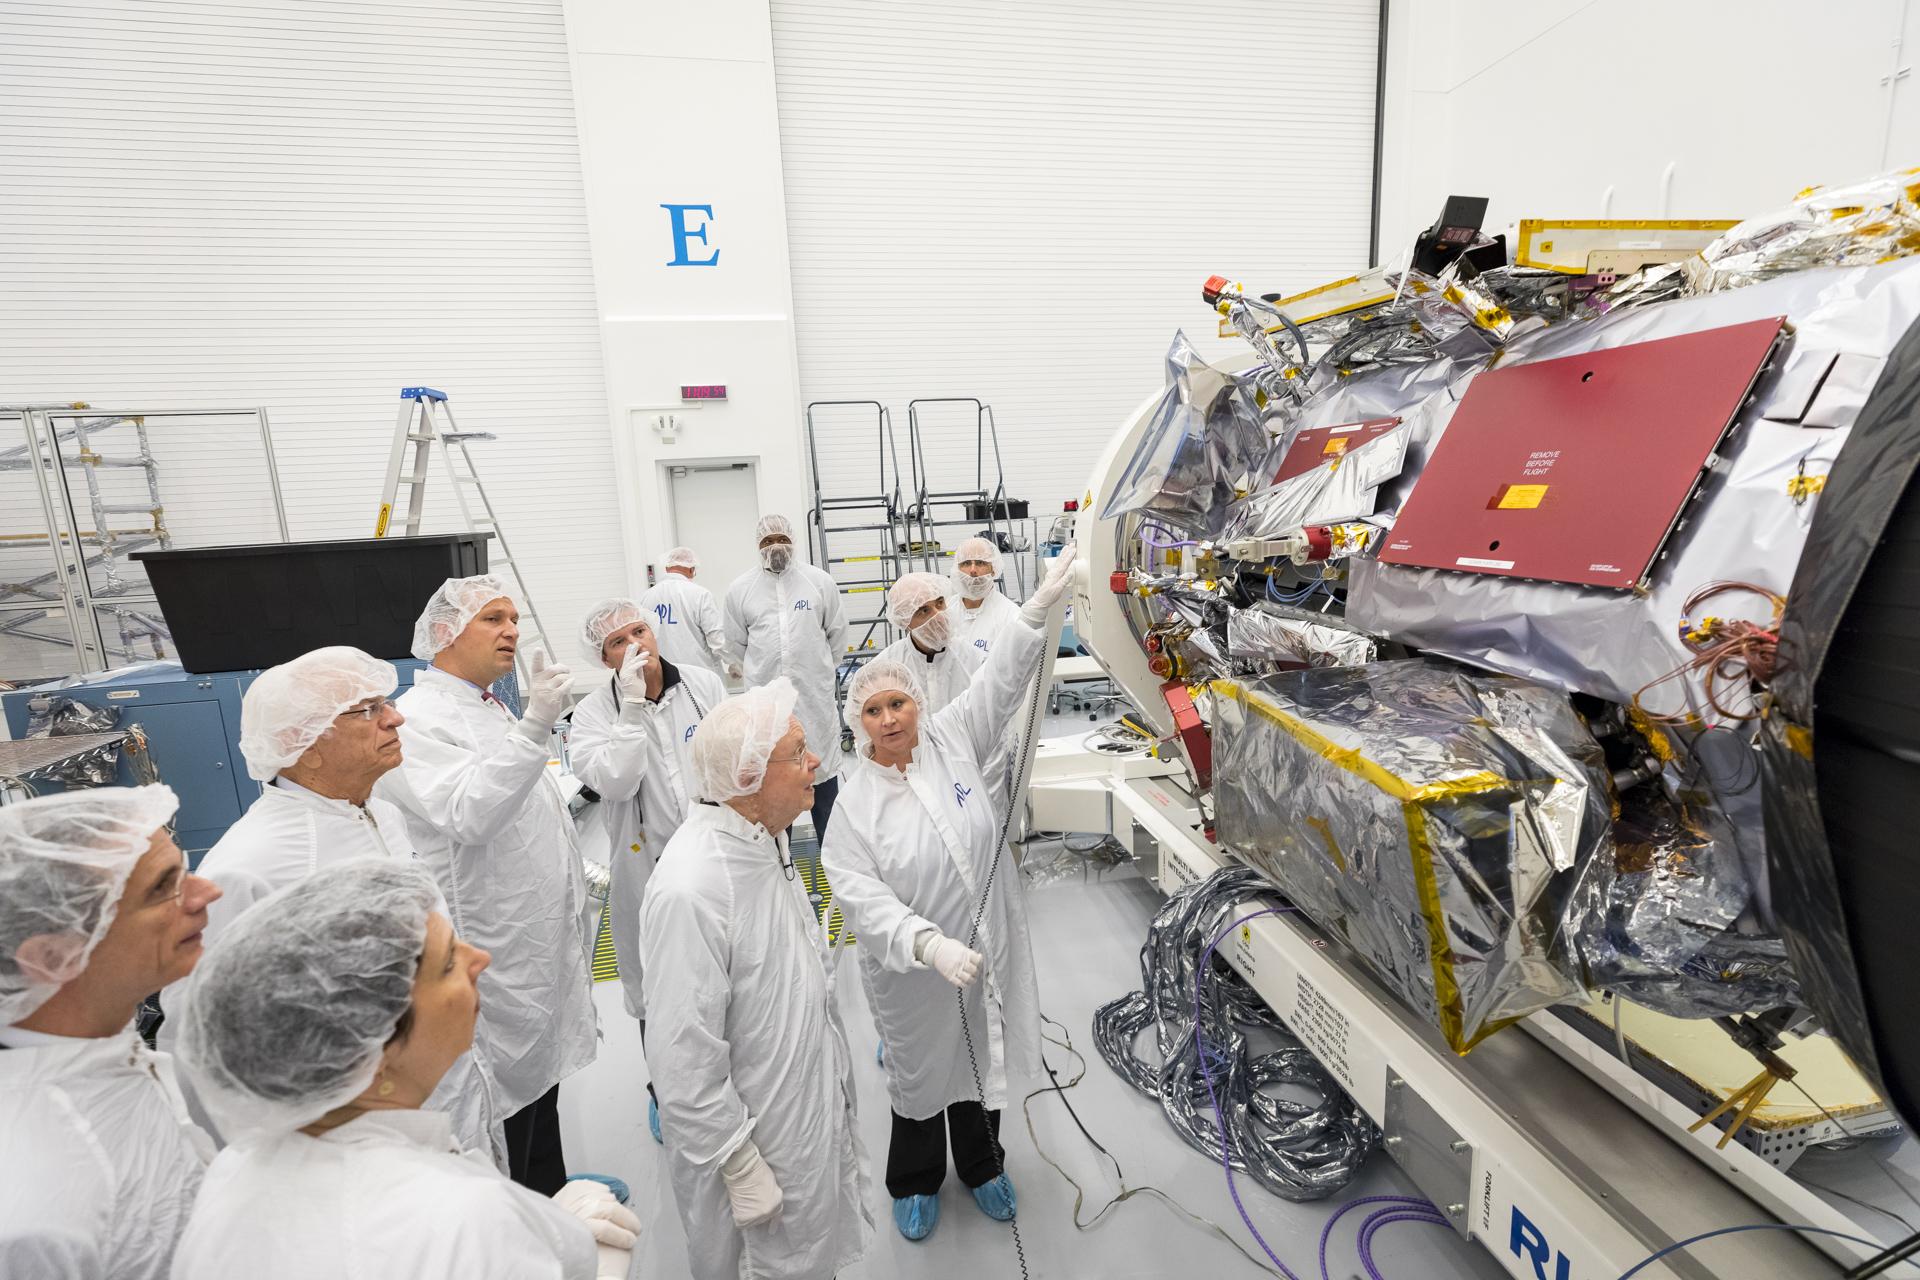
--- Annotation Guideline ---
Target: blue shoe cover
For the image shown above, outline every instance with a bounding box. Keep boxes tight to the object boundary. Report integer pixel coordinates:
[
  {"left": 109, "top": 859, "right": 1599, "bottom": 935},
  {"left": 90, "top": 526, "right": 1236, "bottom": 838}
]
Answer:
[
  {"left": 893, "top": 1193, "right": 939, "bottom": 1240},
  {"left": 972, "top": 1174, "right": 1016, "bottom": 1221},
  {"left": 648, "top": 1095, "right": 663, "bottom": 1145}
]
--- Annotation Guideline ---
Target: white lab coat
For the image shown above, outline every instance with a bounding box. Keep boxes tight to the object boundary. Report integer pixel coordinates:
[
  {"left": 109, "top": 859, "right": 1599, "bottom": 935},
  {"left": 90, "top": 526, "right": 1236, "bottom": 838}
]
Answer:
[
  {"left": 569, "top": 660, "right": 727, "bottom": 1019},
  {"left": 722, "top": 563, "right": 850, "bottom": 782},
  {"left": 376, "top": 666, "right": 598, "bottom": 1117},
  {"left": 0, "top": 1025, "right": 212, "bottom": 1280},
  {"left": 873, "top": 632, "right": 984, "bottom": 715},
  {"left": 822, "top": 617, "right": 1046, "bottom": 1119},
  {"left": 160, "top": 779, "right": 505, "bottom": 1166},
  {"left": 640, "top": 804, "right": 873, "bottom": 1280},
  {"left": 638, "top": 573, "right": 728, "bottom": 675},
  {"left": 169, "top": 1109, "right": 598, "bottom": 1279},
  {"left": 949, "top": 588, "right": 1021, "bottom": 661}
]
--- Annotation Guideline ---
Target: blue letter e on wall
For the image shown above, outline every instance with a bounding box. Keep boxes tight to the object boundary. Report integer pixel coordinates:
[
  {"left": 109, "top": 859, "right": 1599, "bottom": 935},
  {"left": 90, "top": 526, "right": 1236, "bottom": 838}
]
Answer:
[{"left": 661, "top": 203, "right": 719, "bottom": 267}]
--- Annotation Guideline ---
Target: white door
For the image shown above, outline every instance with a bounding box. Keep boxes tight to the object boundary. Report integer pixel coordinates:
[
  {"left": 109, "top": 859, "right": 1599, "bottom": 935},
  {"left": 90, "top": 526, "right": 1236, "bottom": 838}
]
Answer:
[{"left": 666, "top": 462, "right": 761, "bottom": 594}]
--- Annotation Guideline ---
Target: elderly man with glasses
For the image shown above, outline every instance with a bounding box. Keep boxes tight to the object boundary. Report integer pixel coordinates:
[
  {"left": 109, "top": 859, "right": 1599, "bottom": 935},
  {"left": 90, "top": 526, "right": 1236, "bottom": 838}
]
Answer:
[
  {"left": 639, "top": 677, "right": 874, "bottom": 1280},
  {"left": 158, "top": 646, "right": 505, "bottom": 1162}
]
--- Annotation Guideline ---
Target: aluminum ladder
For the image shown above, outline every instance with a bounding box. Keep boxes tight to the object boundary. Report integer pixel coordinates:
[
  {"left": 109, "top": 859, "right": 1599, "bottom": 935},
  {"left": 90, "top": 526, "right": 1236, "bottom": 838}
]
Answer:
[
  {"left": 373, "top": 387, "right": 553, "bottom": 677},
  {"left": 804, "top": 400, "right": 912, "bottom": 748}
]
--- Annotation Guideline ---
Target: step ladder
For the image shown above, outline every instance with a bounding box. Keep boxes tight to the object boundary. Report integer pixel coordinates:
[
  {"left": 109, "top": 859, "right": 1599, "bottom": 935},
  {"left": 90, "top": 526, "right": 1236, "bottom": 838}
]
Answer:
[
  {"left": 904, "top": 397, "right": 1037, "bottom": 596},
  {"left": 374, "top": 387, "right": 553, "bottom": 687},
  {"left": 804, "top": 401, "right": 911, "bottom": 747}
]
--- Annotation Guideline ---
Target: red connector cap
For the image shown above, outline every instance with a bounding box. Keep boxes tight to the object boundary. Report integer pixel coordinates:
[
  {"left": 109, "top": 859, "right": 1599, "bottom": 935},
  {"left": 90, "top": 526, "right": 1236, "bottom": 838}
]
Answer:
[
  {"left": 1303, "top": 525, "right": 1334, "bottom": 561},
  {"left": 1063, "top": 499, "right": 1080, "bottom": 512},
  {"left": 1109, "top": 570, "right": 1131, "bottom": 595},
  {"left": 1201, "top": 275, "right": 1231, "bottom": 306}
]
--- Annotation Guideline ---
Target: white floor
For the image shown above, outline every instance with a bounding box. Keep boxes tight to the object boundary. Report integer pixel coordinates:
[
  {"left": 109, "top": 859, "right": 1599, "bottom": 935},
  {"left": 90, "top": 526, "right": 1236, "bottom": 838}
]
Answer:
[{"left": 559, "top": 837, "right": 1502, "bottom": 1280}]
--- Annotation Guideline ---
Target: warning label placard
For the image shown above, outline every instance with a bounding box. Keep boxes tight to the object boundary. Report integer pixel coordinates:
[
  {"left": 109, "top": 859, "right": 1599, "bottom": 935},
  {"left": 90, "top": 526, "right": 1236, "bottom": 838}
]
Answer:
[{"left": 1292, "top": 972, "right": 1356, "bottom": 1092}]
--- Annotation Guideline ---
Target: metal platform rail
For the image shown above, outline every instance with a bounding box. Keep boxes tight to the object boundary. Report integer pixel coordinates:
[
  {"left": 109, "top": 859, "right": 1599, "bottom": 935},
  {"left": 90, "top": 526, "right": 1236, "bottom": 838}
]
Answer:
[
  {"left": 804, "top": 400, "right": 910, "bottom": 664},
  {"left": 904, "top": 397, "right": 1018, "bottom": 573},
  {"left": 0, "top": 405, "right": 286, "bottom": 678}
]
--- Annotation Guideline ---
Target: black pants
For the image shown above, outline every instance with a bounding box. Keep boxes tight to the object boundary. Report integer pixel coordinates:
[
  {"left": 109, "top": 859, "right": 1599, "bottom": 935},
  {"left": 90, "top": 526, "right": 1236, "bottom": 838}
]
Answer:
[
  {"left": 505, "top": 1084, "right": 568, "bottom": 1195},
  {"left": 886, "top": 1102, "right": 1002, "bottom": 1198},
  {"left": 810, "top": 775, "right": 840, "bottom": 842}
]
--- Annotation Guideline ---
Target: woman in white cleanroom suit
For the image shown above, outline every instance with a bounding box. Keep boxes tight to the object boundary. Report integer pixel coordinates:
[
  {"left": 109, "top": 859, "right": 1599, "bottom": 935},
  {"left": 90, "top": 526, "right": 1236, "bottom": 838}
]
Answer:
[
  {"left": 822, "top": 547, "right": 1075, "bottom": 1242},
  {"left": 169, "top": 859, "right": 639, "bottom": 1279}
]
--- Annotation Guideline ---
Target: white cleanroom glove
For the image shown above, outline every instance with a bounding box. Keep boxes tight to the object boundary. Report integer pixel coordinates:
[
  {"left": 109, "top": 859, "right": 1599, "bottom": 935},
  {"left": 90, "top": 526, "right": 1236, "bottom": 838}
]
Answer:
[
  {"left": 1020, "top": 544, "right": 1078, "bottom": 626},
  {"left": 720, "top": 1140, "right": 784, "bottom": 1229},
  {"left": 617, "top": 642, "right": 652, "bottom": 705},
  {"left": 916, "top": 929, "right": 983, "bottom": 988},
  {"left": 552, "top": 1179, "right": 641, "bottom": 1256},
  {"left": 521, "top": 648, "right": 574, "bottom": 729}
]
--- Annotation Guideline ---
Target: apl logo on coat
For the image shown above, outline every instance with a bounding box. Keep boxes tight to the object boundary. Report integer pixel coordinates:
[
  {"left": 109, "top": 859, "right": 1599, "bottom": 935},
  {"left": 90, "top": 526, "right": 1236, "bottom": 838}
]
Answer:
[
  {"left": 684, "top": 725, "right": 697, "bottom": 742},
  {"left": 974, "top": 639, "right": 989, "bottom": 650},
  {"left": 953, "top": 783, "right": 972, "bottom": 808},
  {"left": 654, "top": 603, "right": 677, "bottom": 626},
  {"left": 794, "top": 600, "right": 812, "bottom": 611}
]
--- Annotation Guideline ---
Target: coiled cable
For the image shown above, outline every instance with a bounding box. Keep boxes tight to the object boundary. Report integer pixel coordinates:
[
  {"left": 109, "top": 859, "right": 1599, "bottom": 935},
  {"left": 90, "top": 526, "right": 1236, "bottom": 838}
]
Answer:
[{"left": 1093, "top": 866, "right": 1378, "bottom": 1202}]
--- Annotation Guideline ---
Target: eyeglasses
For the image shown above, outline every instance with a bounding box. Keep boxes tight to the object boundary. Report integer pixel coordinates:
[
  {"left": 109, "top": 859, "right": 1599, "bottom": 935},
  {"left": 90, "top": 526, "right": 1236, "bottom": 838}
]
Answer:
[
  {"left": 769, "top": 744, "right": 810, "bottom": 769},
  {"left": 340, "top": 697, "right": 392, "bottom": 721}
]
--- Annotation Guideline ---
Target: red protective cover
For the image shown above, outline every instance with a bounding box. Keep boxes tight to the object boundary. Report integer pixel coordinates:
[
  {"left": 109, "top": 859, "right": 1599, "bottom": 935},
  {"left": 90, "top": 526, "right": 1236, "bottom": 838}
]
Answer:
[
  {"left": 1378, "top": 317, "right": 1785, "bottom": 590},
  {"left": 1162, "top": 681, "right": 1212, "bottom": 789},
  {"left": 1272, "top": 417, "right": 1402, "bottom": 484}
]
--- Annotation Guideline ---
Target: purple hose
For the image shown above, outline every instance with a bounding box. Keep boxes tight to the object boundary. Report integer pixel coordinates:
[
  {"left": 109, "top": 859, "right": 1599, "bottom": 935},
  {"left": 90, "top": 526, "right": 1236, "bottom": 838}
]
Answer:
[
  {"left": 1317, "top": 1197, "right": 1432, "bottom": 1280},
  {"left": 1356, "top": 1208, "right": 1450, "bottom": 1280},
  {"left": 1195, "top": 908, "right": 1301, "bottom": 1277},
  {"left": 1139, "top": 524, "right": 1199, "bottom": 551}
]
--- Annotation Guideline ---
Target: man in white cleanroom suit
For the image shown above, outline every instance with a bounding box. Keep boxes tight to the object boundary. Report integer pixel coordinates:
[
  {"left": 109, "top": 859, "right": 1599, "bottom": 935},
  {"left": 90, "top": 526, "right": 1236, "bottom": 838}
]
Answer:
[
  {"left": 570, "top": 596, "right": 726, "bottom": 1143},
  {"left": 161, "top": 644, "right": 503, "bottom": 1165},
  {"left": 376, "top": 574, "right": 597, "bottom": 1195},
  {"left": 169, "top": 859, "right": 640, "bottom": 1280},
  {"left": 871, "top": 571, "right": 983, "bottom": 714},
  {"left": 949, "top": 535, "right": 1022, "bottom": 659},
  {"left": 0, "top": 785, "right": 220, "bottom": 1279},
  {"left": 638, "top": 545, "right": 731, "bottom": 677},
  {"left": 722, "top": 514, "right": 850, "bottom": 839},
  {"left": 639, "top": 678, "right": 874, "bottom": 1280},
  {"left": 822, "top": 547, "right": 1075, "bottom": 1242}
]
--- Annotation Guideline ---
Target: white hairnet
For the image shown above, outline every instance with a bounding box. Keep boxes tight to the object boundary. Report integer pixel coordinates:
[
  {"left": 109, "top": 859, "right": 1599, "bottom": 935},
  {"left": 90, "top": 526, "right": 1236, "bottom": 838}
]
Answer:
[
  {"left": 754, "top": 514, "right": 794, "bottom": 544},
  {"left": 0, "top": 785, "right": 179, "bottom": 1024},
  {"left": 176, "top": 858, "right": 439, "bottom": 1145},
  {"left": 238, "top": 647, "right": 397, "bottom": 782},
  {"left": 665, "top": 546, "right": 699, "bottom": 571},
  {"left": 690, "top": 678, "right": 800, "bottom": 801},
  {"left": 579, "top": 597, "right": 645, "bottom": 664},
  {"left": 955, "top": 536, "right": 1001, "bottom": 573},
  {"left": 410, "top": 574, "right": 516, "bottom": 661},
  {"left": 845, "top": 660, "right": 927, "bottom": 753},
  {"left": 885, "top": 572, "right": 950, "bottom": 629}
]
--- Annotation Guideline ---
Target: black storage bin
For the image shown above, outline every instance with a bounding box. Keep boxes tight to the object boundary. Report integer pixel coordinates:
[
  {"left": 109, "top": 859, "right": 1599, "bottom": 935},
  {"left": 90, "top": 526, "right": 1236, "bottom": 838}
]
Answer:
[
  {"left": 132, "top": 535, "right": 490, "bottom": 672},
  {"left": 963, "top": 498, "right": 1029, "bottom": 521}
]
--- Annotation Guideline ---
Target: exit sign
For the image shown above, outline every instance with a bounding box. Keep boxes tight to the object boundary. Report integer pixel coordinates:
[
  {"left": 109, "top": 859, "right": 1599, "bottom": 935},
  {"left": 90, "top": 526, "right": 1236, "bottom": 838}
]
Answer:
[{"left": 680, "top": 384, "right": 727, "bottom": 401}]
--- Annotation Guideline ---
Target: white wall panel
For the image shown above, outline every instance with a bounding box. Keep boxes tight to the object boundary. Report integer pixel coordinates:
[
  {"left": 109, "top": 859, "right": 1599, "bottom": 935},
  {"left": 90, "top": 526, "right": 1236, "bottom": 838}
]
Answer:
[
  {"left": 771, "top": 0, "right": 1381, "bottom": 553},
  {"left": 1378, "top": 0, "right": 1920, "bottom": 259},
  {"left": 0, "top": 0, "right": 622, "bottom": 657}
]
